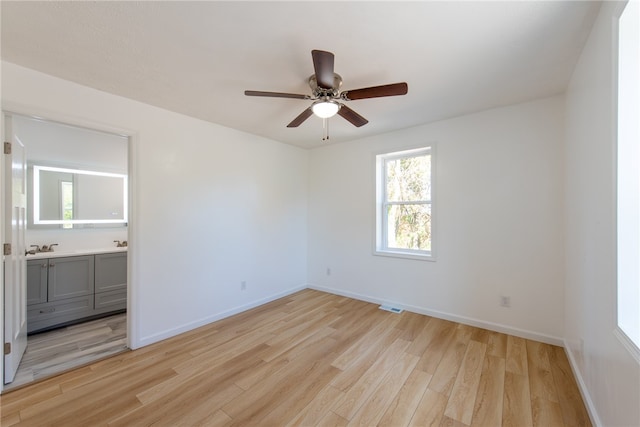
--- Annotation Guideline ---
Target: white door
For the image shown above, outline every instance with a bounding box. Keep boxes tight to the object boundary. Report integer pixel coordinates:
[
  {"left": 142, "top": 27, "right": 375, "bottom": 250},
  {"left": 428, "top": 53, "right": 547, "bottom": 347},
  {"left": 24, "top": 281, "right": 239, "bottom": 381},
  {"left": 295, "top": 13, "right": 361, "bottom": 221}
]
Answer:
[{"left": 3, "top": 115, "right": 28, "bottom": 384}]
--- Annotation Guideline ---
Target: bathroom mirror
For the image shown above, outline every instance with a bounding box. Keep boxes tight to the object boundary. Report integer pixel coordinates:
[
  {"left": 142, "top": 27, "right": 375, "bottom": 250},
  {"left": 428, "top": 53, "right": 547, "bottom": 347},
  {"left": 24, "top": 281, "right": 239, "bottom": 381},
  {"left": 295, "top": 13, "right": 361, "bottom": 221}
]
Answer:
[{"left": 32, "top": 165, "right": 127, "bottom": 227}]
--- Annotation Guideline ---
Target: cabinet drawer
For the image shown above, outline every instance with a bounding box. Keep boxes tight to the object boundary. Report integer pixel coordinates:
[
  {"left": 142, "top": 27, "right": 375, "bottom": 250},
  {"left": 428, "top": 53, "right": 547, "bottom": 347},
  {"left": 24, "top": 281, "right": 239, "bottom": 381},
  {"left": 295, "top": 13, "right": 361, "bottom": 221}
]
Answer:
[
  {"left": 27, "top": 295, "right": 93, "bottom": 333},
  {"left": 94, "top": 289, "right": 127, "bottom": 314}
]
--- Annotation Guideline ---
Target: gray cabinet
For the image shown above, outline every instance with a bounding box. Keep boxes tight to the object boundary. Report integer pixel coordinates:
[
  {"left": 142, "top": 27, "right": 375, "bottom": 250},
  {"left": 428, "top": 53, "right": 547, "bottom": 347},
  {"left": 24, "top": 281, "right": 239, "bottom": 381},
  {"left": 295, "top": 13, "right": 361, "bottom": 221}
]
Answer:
[
  {"left": 48, "top": 256, "right": 94, "bottom": 301},
  {"left": 94, "top": 253, "right": 127, "bottom": 314},
  {"left": 27, "top": 252, "right": 127, "bottom": 333},
  {"left": 26, "top": 260, "right": 48, "bottom": 305}
]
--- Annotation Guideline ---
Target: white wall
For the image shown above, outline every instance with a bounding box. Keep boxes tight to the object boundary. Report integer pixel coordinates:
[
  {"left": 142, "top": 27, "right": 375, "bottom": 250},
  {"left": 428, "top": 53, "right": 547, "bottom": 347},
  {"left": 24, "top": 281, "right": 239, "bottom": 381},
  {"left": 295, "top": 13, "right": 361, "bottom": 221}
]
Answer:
[
  {"left": 564, "top": 2, "right": 640, "bottom": 426},
  {"left": 2, "top": 61, "right": 309, "bottom": 349},
  {"left": 308, "top": 96, "right": 565, "bottom": 343}
]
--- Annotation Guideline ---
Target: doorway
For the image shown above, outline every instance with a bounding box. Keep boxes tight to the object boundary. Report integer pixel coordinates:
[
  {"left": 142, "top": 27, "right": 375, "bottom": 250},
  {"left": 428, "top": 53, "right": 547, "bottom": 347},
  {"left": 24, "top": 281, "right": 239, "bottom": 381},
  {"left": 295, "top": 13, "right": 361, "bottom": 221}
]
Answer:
[{"left": 2, "top": 113, "right": 132, "bottom": 390}]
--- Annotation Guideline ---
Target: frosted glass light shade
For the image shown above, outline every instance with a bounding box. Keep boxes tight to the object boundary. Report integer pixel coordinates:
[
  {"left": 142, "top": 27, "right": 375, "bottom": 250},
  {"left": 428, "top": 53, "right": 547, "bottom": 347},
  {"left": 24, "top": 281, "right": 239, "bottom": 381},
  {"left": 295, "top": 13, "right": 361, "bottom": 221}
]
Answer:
[{"left": 312, "top": 101, "right": 340, "bottom": 118}]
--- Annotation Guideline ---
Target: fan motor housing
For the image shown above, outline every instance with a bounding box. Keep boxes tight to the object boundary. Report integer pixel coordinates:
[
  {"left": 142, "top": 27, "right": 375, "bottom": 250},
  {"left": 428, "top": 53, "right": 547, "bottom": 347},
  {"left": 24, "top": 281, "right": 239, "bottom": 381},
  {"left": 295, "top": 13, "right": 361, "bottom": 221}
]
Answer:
[{"left": 309, "top": 73, "right": 342, "bottom": 98}]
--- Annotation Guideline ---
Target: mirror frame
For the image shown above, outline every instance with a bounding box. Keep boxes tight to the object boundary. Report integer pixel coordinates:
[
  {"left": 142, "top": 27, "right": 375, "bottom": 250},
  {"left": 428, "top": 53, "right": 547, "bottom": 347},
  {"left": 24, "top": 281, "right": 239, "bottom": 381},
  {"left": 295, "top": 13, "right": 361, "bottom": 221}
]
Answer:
[{"left": 33, "top": 165, "right": 128, "bottom": 226}]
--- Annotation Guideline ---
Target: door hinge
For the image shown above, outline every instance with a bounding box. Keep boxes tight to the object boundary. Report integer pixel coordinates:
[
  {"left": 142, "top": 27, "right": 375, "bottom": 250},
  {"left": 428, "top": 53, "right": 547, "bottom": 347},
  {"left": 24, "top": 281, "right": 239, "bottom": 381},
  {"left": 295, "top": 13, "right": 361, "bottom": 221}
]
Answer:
[
  {"left": 3, "top": 141, "right": 11, "bottom": 155},
  {"left": 4, "top": 343, "right": 10, "bottom": 355},
  {"left": 3, "top": 243, "right": 11, "bottom": 256}
]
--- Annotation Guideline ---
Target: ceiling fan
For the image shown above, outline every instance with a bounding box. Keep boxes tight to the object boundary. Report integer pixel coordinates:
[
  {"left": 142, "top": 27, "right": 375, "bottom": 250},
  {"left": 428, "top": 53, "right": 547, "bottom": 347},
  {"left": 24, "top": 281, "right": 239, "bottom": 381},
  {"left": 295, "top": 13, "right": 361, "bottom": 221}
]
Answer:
[{"left": 245, "top": 49, "right": 408, "bottom": 140}]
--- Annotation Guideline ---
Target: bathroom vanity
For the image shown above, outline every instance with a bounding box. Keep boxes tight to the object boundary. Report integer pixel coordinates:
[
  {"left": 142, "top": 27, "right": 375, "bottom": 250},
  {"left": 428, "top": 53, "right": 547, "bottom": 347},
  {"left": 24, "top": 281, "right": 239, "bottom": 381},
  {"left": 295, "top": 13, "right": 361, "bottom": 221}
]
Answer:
[{"left": 26, "top": 249, "right": 127, "bottom": 333}]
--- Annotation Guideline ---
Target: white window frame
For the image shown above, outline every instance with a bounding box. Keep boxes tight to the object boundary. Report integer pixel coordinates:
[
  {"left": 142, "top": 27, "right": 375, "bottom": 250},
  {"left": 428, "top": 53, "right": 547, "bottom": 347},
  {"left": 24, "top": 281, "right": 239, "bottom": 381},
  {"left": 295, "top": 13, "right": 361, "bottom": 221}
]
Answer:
[
  {"left": 374, "top": 144, "right": 435, "bottom": 261},
  {"left": 615, "top": 0, "right": 640, "bottom": 361}
]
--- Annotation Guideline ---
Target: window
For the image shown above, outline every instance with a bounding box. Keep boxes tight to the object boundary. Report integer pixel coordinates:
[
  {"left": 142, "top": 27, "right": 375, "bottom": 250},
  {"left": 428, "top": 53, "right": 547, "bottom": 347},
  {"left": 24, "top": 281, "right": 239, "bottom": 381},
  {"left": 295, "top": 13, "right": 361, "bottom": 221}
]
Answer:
[
  {"left": 375, "top": 146, "right": 434, "bottom": 260},
  {"left": 61, "top": 180, "right": 73, "bottom": 229},
  {"left": 616, "top": 0, "right": 640, "bottom": 354}
]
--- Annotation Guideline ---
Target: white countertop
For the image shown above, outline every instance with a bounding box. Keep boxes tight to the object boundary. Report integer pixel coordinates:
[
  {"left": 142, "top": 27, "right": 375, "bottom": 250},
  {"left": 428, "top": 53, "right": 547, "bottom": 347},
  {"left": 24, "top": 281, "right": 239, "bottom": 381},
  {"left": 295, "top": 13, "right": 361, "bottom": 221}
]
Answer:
[{"left": 26, "top": 247, "right": 127, "bottom": 259}]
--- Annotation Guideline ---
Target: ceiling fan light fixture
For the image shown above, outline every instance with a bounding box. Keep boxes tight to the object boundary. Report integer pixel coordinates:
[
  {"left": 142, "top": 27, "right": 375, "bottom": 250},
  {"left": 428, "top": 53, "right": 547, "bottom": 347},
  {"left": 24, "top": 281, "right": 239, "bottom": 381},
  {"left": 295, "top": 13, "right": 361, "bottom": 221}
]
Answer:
[{"left": 311, "top": 100, "right": 340, "bottom": 118}]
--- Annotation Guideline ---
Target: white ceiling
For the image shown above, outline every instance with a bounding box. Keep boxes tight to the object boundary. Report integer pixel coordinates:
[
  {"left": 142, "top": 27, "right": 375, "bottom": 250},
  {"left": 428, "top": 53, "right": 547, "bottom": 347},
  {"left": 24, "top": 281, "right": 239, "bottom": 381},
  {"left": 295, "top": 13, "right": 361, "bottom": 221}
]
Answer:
[{"left": 1, "top": 1, "right": 600, "bottom": 148}]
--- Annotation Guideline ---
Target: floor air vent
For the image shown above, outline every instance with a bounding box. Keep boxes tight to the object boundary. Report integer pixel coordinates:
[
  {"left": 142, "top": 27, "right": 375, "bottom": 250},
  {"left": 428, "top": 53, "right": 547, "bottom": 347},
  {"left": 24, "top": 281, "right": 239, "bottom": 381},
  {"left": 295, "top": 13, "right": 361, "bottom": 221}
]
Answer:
[{"left": 379, "top": 305, "right": 403, "bottom": 314}]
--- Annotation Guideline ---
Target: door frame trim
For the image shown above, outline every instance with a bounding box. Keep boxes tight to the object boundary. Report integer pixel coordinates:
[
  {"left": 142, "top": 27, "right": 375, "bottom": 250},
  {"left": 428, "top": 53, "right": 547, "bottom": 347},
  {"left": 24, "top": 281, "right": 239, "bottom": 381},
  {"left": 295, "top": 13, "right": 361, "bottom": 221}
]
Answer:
[{"left": 0, "top": 104, "right": 139, "bottom": 392}]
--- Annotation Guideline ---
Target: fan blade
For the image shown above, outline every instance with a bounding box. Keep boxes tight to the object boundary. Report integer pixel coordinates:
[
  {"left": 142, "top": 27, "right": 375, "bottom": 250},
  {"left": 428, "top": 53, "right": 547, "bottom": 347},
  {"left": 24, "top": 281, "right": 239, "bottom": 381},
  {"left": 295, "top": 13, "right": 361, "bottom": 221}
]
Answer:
[
  {"left": 245, "top": 90, "right": 309, "bottom": 99},
  {"left": 338, "top": 104, "right": 368, "bottom": 127},
  {"left": 312, "top": 50, "right": 335, "bottom": 89},
  {"left": 287, "top": 107, "right": 314, "bottom": 128},
  {"left": 342, "top": 82, "right": 408, "bottom": 100}
]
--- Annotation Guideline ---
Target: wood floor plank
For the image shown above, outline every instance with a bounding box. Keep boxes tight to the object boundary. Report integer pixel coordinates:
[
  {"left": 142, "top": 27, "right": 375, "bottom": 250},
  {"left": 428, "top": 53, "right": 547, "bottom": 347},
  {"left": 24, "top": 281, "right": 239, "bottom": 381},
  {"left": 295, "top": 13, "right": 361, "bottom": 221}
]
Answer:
[
  {"left": 286, "top": 385, "right": 346, "bottom": 427},
  {"left": 505, "top": 335, "right": 528, "bottom": 376},
  {"left": 0, "top": 383, "right": 61, "bottom": 420},
  {"left": 527, "top": 340, "right": 560, "bottom": 403},
  {"left": 332, "top": 338, "right": 411, "bottom": 420},
  {"left": 147, "top": 383, "right": 244, "bottom": 427},
  {"left": 253, "top": 362, "right": 341, "bottom": 426},
  {"left": 405, "top": 316, "right": 435, "bottom": 356},
  {"left": 316, "top": 411, "right": 349, "bottom": 427},
  {"left": 502, "top": 371, "right": 533, "bottom": 427},
  {"left": 346, "top": 352, "right": 419, "bottom": 426},
  {"left": 221, "top": 336, "right": 339, "bottom": 424},
  {"left": 486, "top": 331, "right": 508, "bottom": 358},
  {"left": 530, "top": 397, "right": 565, "bottom": 427},
  {"left": 469, "top": 326, "right": 491, "bottom": 344},
  {"left": 396, "top": 311, "right": 429, "bottom": 341},
  {"left": 428, "top": 326, "right": 473, "bottom": 395},
  {"left": 378, "top": 369, "right": 432, "bottom": 427},
  {"left": 415, "top": 319, "right": 457, "bottom": 374},
  {"left": 409, "top": 388, "right": 449, "bottom": 427},
  {"left": 329, "top": 326, "right": 404, "bottom": 392},
  {"left": 548, "top": 345, "right": 592, "bottom": 426},
  {"left": 439, "top": 415, "right": 469, "bottom": 427},
  {"left": 331, "top": 313, "right": 401, "bottom": 370},
  {"left": 471, "top": 354, "right": 505, "bottom": 427},
  {"left": 444, "top": 340, "right": 487, "bottom": 424},
  {"left": 0, "top": 290, "right": 590, "bottom": 427}
]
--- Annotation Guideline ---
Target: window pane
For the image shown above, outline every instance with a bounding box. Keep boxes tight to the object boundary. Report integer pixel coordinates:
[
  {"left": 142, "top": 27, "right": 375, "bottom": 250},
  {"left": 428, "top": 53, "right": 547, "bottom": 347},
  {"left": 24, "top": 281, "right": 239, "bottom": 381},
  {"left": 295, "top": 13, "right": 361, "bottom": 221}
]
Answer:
[
  {"left": 386, "top": 203, "right": 431, "bottom": 251},
  {"left": 386, "top": 154, "right": 431, "bottom": 202},
  {"left": 61, "top": 181, "right": 73, "bottom": 220}
]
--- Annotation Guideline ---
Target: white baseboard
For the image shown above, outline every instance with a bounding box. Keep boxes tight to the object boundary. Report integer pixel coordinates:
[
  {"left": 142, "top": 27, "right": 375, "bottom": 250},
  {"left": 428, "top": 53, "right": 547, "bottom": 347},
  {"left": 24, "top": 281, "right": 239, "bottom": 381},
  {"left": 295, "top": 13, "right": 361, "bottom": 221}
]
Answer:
[
  {"left": 137, "top": 284, "right": 307, "bottom": 348},
  {"left": 562, "top": 340, "right": 602, "bottom": 427},
  {"left": 308, "top": 284, "right": 564, "bottom": 346}
]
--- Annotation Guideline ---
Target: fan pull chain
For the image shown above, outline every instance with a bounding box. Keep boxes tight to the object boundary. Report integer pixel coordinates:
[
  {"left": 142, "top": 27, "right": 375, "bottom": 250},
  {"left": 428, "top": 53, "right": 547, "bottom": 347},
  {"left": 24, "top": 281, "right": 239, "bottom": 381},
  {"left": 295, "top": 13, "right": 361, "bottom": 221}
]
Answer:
[{"left": 322, "top": 118, "right": 329, "bottom": 141}]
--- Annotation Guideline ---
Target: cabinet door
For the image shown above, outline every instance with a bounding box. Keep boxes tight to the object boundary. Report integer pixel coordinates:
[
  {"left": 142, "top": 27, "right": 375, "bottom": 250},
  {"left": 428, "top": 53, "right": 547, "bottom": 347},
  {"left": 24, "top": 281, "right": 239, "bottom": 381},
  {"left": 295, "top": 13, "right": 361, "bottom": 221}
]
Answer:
[
  {"left": 48, "top": 255, "right": 95, "bottom": 301},
  {"left": 95, "top": 252, "right": 127, "bottom": 292},
  {"left": 26, "top": 259, "right": 48, "bottom": 305}
]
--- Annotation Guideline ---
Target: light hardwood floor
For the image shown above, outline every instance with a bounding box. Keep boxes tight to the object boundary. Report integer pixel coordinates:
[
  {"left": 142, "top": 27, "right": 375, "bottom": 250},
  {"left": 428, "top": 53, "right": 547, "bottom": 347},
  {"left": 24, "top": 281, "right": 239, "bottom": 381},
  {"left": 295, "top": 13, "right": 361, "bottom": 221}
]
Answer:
[
  {"left": 0, "top": 290, "right": 591, "bottom": 426},
  {"left": 5, "top": 313, "right": 127, "bottom": 390}
]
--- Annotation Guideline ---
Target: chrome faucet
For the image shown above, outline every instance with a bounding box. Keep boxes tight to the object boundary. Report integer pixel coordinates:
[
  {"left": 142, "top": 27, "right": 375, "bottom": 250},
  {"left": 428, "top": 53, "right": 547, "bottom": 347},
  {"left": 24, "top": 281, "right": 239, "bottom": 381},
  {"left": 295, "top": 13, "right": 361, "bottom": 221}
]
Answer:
[
  {"left": 25, "top": 245, "right": 40, "bottom": 255},
  {"left": 40, "top": 244, "right": 58, "bottom": 252},
  {"left": 114, "top": 240, "right": 128, "bottom": 247}
]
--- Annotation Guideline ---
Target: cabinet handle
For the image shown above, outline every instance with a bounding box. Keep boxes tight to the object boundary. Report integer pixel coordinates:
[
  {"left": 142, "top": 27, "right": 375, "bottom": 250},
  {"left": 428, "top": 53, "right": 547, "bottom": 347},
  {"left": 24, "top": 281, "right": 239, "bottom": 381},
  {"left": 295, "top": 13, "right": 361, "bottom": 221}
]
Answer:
[
  {"left": 49, "top": 263, "right": 55, "bottom": 267},
  {"left": 39, "top": 307, "right": 55, "bottom": 314},
  {"left": 41, "top": 263, "right": 47, "bottom": 268}
]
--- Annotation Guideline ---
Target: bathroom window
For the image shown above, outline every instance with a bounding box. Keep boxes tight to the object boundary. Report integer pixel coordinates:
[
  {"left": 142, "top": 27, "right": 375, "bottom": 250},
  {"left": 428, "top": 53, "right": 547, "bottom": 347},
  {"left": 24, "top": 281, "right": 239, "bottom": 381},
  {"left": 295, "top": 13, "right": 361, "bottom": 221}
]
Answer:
[
  {"left": 61, "top": 180, "right": 73, "bottom": 229},
  {"left": 61, "top": 181, "right": 73, "bottom": 221}
]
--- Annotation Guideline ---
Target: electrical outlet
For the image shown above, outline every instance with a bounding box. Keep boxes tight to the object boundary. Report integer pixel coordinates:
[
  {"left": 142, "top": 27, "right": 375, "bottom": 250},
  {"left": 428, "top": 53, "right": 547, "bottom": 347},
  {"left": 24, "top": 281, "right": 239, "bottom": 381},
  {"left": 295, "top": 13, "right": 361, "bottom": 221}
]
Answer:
[
  {"left": 241, "top": 281, "right": 247, "bottom": 291},
  {"left": 500, "top": 296, "right": 511, "bottom": 307}
]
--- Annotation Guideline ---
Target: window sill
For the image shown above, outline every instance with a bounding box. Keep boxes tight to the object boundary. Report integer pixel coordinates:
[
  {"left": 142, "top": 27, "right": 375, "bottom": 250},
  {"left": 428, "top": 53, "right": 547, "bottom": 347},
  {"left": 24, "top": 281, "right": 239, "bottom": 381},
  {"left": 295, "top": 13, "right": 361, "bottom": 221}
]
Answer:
[
  {"left": 374, "top": 249, "right": 435, "bottom": 262},
  {"left": 613, "top": 327, "right": 640, "bottom": 365}
]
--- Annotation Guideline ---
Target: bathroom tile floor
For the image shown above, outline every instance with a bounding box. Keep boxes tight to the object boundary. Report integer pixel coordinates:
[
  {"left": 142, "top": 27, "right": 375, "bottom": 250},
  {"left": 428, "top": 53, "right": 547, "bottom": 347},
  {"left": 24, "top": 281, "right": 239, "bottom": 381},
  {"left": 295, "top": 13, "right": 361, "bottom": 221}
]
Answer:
[{"left": 5, "top": 313, "right": 128, "bottom": 390}]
